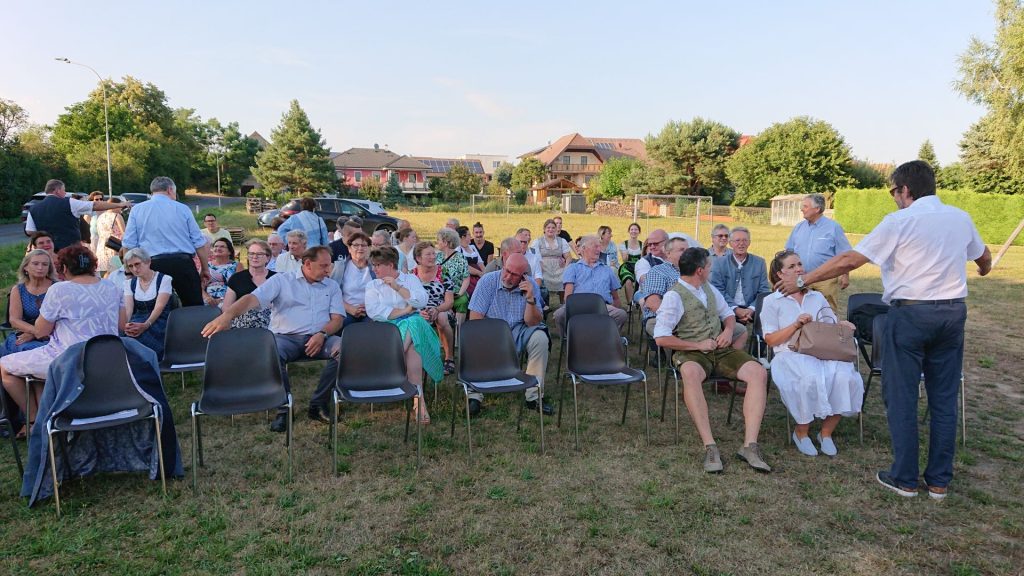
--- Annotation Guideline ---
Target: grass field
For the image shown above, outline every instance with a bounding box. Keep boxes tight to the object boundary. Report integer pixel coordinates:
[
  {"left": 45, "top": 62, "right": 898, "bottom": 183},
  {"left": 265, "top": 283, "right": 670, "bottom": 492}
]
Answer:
[{"left": 1, "top": 206, "right": 1022, "bottom": 575}]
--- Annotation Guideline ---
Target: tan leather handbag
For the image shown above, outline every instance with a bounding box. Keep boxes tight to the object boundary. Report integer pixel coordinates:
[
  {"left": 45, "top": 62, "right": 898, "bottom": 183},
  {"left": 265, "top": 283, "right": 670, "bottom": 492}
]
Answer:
[{"left": 788, "top": 309, "right": 858, "bottom": 362}]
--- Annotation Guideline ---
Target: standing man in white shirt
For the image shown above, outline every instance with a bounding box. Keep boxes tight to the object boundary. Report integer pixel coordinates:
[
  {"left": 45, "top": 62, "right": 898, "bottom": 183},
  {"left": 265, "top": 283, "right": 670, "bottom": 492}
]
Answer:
[
  {"left": 26, "top": 179, "right": 126, "bottom": 251},
  {"left": 776, "top": 160, "right": 991, "bottom": 500}
]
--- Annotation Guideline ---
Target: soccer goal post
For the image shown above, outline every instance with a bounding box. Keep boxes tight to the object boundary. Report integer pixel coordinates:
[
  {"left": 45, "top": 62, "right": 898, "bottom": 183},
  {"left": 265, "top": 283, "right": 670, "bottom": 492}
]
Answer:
[
  {"left": 632, "top": 194, "right": 713, "bottom": 243},
  {"left": 471, "top": 194, "right": 510, "bottom": 216}
]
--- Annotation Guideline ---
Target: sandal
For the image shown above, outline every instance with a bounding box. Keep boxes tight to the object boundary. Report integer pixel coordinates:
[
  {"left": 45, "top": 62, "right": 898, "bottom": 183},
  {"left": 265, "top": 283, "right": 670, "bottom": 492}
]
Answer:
[
  {"left": 413, "top": 397, "right": 431, "bottom": 425},
  {"left": 443, "top": 359, "right": 455, "bottom": 375}
]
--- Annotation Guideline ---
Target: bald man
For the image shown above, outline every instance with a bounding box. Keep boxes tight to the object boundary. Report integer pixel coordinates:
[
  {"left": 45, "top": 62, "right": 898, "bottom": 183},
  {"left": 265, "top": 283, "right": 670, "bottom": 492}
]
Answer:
[
  {"left": 635, "top": 228, "right": 669, "bottom": 284},
  {"left": 467, "top": 253, "right": 553, "bottom": 416}
]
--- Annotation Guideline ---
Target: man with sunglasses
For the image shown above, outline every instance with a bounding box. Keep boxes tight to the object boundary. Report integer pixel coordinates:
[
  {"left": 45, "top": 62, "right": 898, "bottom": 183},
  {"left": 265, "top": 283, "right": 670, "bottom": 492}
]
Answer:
[
  {"left": 708, "top": 224, "right": 732, "bottom": 267},
  {"left": 635, "top": 229, "right": 669, "bottom": 285},
  {"left": 775, "top": 160, "right": 991, "bottom": 500}
]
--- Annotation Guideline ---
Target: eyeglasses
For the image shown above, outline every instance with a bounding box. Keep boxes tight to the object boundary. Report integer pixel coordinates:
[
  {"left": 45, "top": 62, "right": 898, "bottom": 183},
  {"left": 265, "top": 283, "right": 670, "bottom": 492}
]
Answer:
[
  {"left": 889, "top": 185, "right": 901, "bottom": 196},
  {"left": 248, "top": 252, "right": 269, "bottom": 257},
  {"left": 350, "top": 243, "right": 368, "bottom": 249},
  {"left": 713, "top": 234, "right": 729, "bottom": 239},
  {"left": 647, "top": 240, "right": 664, "bottom": 246}
]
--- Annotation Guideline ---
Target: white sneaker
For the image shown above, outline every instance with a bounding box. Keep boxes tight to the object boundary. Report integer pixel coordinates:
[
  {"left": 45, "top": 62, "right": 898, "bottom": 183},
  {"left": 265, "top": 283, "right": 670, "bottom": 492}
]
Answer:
[
  {"left": 817, "top": 434, "right": 837, "bottom": 457},
  {"left": 793, "top": 432, "right": 817, "bottom": 456}
]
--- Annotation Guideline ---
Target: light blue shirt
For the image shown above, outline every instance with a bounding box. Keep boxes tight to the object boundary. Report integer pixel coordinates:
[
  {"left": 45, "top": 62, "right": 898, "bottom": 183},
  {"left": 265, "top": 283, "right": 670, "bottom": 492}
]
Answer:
[
  {"left": 468, "top": 271, "right": 542, "bottom": 328},
  {"left": 122, "top": 194, "right": 206, "bottom": 256},
  {"left": 562, "top": 260, "right": 621, "bottom": 304},
  {"left": 785, "top": 216, "right": 852, "bottom": 274},
  {"left": 252, "top": 269, "right": 344, "bottom": 335},
  {"left": 277, "top": 211, "right": 330, "bottom": 247}
]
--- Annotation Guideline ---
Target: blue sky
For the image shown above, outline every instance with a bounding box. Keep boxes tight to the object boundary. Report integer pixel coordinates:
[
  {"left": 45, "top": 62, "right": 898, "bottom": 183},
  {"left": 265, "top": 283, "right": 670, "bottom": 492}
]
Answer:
[{"left": 4, "top": 1, "right": 995, "bottom": 165}]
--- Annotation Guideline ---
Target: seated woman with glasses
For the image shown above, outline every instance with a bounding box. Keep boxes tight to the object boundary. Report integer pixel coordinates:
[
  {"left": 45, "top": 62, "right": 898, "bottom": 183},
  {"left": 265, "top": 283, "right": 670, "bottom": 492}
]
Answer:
[
  {"left": 122, "top": 248, "right": 176, "bottom": 360},
  {"left": 204, "top": 238, "right": 240, "bottom": 308},
  {"left": 222, "top": 240, "right": 276, "bottom": 329},
  {"left": 330, "top": 232, "right": 374, "bottom": 327},
  {"left": 411, "top": 241, "right": 455, "bottom": 375},
  {"left": 760, "top": 250, "right": 863, "bottom": 457},
  {"left": 364, "top": 246, "right": 443, "bottom": 424}
]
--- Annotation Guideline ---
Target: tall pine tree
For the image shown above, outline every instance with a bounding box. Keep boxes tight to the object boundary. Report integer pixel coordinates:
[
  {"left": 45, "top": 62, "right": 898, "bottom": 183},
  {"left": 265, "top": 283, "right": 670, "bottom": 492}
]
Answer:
[
  {"left": 918, "top": 139, "right": 940, "bottom": 171},
  {"left": 252, "top": 100, "right": 337, "bottom": 196}
]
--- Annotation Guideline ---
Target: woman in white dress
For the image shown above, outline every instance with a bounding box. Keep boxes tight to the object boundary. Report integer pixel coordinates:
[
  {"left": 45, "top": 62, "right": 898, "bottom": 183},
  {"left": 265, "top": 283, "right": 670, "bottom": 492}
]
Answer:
[
  {"left": 531, "top": 219, "right": 571, "bottom": 306},
  {"left": 760, "top": 250, "right": 863, "bottom": 457}
]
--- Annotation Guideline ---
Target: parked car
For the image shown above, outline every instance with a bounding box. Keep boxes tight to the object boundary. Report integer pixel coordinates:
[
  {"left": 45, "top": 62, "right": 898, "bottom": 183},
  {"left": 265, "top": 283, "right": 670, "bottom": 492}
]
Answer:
[
  {"left": 346, "top": 199, "right": 388, "bottom": 216},
  {"left": 262, "top": 197, "right": 399, "bottom": 236},
  {"left": 121, "top": 192, "right": 152, "bottom": 204},
  {"left": 256, "top": 209, "right": 281, "bottom": 228}
]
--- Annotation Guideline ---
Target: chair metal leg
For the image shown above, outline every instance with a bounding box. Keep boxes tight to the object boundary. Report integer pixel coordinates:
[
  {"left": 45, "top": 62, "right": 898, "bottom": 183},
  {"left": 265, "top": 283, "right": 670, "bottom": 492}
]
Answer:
[
  {"left": 658, "top": 348, "right": 668, "bottom": 422},
  {"left": 449, "top": 383, "right": 458, "bottom": 438},
  {"left": 557, "top": 370, "right": 567, "bottom": 428},
  {"left": 47, "top": 430, "right": 61, "bottom": 517},
  {"left": 404, "top": 399, "right": 411, "bottom": 443},
  {"left": 516, "top": 396, "right": 524, "bottom": 432},
  {"left": 465, "top": 387, "right": 473, "bottom": 460},
  {"left": 153, "top": 412, "right": 166, "bottom": 496},
  {"left": 726, "top": 380, "right": 738, "bottom": 425},
  {"left": 286, "top": 402, "right": 293, "bottom": 482},
  {"left": 191, "top": 410, "right": 199, "bottom": 489},
  {"left": 331, "top": 394, "right": 339, "bottom": 477},
  {"left": 538, "top": 388, "right": 545, "bottom": 455},
  {"left": 673, "top": 370, "right": 679, "bottom": 444},
  {"left": 960, "top": 375, "right": 967, "bottom": 448},
  {"left": 416, "top": 391, "right": 423, "bottom": 469},
  {"left": 572, "top": 376, "right": 580, "bottom": 451},
  {"left": 642, "top": 377, "right": 650, "bottom": 445},
  {"left": 554, "top": 339, "right": 565, "bottom": 398},
  {"left": 196, "top": 412, "right": 205, "bottom": 468},
  {"left": 181, "top": 372, "right": 185, "bottom": 390},
  {"left": 3, "top": 420, "right": 23, "bottom": 478},
  {"left": 621, "top": 384, "right": 631, "bottom": 425}
]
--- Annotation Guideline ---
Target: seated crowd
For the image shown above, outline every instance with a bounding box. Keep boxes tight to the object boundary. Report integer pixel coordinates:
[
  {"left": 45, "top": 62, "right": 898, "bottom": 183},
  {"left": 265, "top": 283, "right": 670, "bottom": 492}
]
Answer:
[{"left": 2, "top": 176, "right": 870, "bottom": 478}]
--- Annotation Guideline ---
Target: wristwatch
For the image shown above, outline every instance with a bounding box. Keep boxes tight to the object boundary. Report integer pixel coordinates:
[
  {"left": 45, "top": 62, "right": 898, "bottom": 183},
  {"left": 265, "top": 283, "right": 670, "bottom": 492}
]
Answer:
[
  {"left": 796, "top": 275, "right": 805, "bottom": 289},
  {"left": 526, "top": 297, "right": 537, "bottom": 305},
  {"left": 318, "top": 330, "right": 328, "bottom": 338}
]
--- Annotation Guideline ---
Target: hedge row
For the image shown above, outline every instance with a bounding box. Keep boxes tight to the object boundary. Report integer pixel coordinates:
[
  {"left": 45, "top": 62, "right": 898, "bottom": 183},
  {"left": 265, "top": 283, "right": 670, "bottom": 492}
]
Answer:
[{"left": 834, "top": 188, "right": 1024, "bottom": 246}]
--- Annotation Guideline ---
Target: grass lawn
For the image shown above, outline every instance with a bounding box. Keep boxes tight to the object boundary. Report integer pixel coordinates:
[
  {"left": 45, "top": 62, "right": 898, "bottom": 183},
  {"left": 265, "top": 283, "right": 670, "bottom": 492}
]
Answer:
[{"left": 1, "top": 206, "right": 1021, "bottom": 575}]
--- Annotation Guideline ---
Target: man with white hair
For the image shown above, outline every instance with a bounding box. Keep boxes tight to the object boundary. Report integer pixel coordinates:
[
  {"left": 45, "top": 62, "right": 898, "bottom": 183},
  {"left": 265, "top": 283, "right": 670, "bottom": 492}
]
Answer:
[
  {"left": 708, "top": 224, "right": 732, "bottom": 268},
  {"left": 784, "top": 193, "right": 852, "bottom": 310},
  {"left": 445, "top": 218, "right": 460, "bottom": 230},
  {"left": 266, "top": 233, "right": 284, "bottom": 272},
  {"left": 275, "top": 230, "right": 307, "bottom": 274},
  {"left": 553, "top": 234, "right": 627, "bottom": 333}
]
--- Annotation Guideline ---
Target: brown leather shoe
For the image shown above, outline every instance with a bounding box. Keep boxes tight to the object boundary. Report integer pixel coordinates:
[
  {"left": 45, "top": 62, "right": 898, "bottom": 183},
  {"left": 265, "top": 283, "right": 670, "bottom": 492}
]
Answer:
[{"left": 926, "top": 485, "right": 948, "bottom": 500}]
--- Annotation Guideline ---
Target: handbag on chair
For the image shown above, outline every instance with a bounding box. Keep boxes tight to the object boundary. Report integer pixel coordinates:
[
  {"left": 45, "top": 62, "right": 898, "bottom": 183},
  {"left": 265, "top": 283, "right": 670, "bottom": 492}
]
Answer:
[{"left": 788, "top": 308, "right": 857, "bottom": 362}]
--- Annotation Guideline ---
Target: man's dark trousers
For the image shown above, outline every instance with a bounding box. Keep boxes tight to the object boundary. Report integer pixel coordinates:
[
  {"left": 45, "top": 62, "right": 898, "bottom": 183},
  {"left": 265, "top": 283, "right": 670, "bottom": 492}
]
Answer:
[
  {"left": 150, "top": 253, "right": 203, "bottom": 307},
  {"left": 881, "top": 302, "right": 966, "bottom": 489}
]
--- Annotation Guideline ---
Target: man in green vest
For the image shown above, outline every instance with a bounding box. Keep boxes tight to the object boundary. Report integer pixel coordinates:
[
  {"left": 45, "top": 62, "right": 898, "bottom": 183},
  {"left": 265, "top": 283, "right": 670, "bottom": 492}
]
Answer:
[{"left": 653, "top": 248, "right": 771, "bottom": 474}]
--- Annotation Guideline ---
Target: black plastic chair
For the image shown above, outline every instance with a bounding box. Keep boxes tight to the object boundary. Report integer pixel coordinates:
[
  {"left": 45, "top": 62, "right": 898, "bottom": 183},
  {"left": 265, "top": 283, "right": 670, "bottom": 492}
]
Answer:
[
  {"left": 190, "top": 328, "right": 292, "bottom": 488},
  {"left": 160, "top": 306, "right": 222, "bottom": 389},
  {"left": 560, "top": 313, "right": 648, "bottom": 450},
  {"left": 554, "top": 293, "right": 609, "bottom": 386},
  {"left": 0, "top": 385, "right": 23, "bottom": 480},
  {"left": 0, "top": 292, "right": 13, "bottom": 339},
  {"left": 331, "top": 322, "right": 421, "bottom": 473},
  {"left": 452, "top": 319, "right": 543, "bottom": 457},
  {"left": 45, "top": 335, "right": 166, "bottom": 516},
  {"left": 846, "top": 293, "right": 887, "bottom": 369}
]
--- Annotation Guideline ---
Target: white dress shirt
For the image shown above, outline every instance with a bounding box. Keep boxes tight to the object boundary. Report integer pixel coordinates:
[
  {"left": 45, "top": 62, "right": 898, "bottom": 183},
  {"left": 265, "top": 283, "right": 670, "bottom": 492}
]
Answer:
[
  {"left": 365, "top": 273, "right": 429, "bottom": 321},
  {"left": 652, "top": 280, "right": 734, "bottom": 339}
]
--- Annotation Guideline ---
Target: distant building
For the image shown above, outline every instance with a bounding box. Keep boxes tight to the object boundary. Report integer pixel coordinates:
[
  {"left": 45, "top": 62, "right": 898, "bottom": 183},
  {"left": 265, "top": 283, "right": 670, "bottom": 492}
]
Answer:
[
  {"left": 331, "top": 147, "right": 431, "bottom": 195},
  {"left": 462, "top": 154, "right": 514, "bottom": 178},
  {"left": 412, "top": 157, "right": 487, "bottom": 181},
  {"left": 518, "top": 133, "right": 647, "bottom": 204}
]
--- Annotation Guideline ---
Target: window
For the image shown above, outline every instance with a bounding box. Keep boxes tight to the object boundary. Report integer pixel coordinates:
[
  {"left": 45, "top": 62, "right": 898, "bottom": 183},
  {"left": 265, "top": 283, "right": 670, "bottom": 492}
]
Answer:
[
  {"left": 492, "top": 161, "right": 501, "bottom": 168},
  {"left": 580, "top": 156, "right": 588, "bottom": 166},
  {"left": 373, "top": 171, "right": 381, "bottom": 181},
  {"left": 561, "top": 155, "right": 570, "bottom": 164},
  {"left": 409, "top": 173, "right": 417, "bottom": 184},
  {"left": 354, "top": 171, "right": 362, "bottom": 183}
]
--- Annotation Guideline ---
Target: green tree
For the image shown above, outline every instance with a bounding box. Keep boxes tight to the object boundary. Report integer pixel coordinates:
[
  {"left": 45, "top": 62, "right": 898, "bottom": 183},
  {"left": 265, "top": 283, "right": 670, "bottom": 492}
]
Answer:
[
  {"left": 586, "top": 156, "right": 642, "bottom": 203},
  {"left": 726, "top": 117, "right": 855, "bottom": 206},
  {"left": 0, "top": 98, "right": 28, "bottom": 147},
  {"left": 511, "top": 157, "right": 547, "bottom": 190},
  {"left": 954, "top": 0, "right": 1024, "bottom": 192},
  {"left": 485, "top": 180, "right": 507, "bottom": 195},
  {"left": 384, "top": 172, "right": 404, "bottom": 207},
  {"left": 918, "top": 139, "right": 940, "bottom": 171},
  {"left": 428, "top": 176, "right": 452, "bottom": 200},
  {"left": 938, "top": 162, "right": 968, "bottom": 189},
  {"left": 645, "top": 117, "right": 741, "bottom": 202},
  {"left": 252, "top": 100, "right": 337, "bottom": 196},
  {"left": 621, "top": 163, "right": 682, "bottom": 198},
  {"left": 849, "top": 160, "right": 887, "bottom": 188},
  {"left": 444, "top": 163, "right": 482, "bottom": 201},
  {"left": 360, "top": 176, "right": 383, "bottom": 201},
  {"left": 493, "top": 162, "right": 514, "bottom": 189}
]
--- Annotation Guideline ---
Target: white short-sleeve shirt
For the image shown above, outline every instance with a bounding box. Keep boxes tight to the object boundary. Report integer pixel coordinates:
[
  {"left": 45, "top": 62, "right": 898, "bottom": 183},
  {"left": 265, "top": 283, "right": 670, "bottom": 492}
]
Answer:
[{"left": 853, "top": 196, "right": 986, "bottom": 303}]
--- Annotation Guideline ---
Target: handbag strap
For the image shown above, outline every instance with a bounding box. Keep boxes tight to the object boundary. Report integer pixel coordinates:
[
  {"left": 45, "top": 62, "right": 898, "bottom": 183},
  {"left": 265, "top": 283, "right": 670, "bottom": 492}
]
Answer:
[{"left": 815, "top": 307, "right": 838, "bottom": 323}]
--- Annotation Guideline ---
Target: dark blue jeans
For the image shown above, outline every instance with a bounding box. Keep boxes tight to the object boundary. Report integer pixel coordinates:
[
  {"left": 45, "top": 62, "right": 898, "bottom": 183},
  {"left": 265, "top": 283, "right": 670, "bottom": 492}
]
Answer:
[
  {"left": 274, "top": 333, "right": 341, "bottom": 411},
  {"left": 881, "top": 302, "right": 966, "bottom": 489}
]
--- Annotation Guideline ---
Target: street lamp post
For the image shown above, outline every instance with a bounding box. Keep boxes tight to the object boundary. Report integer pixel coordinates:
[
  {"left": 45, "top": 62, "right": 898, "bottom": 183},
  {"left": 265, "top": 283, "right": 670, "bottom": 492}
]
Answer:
[{"left": 55, "top": 57, "right": 113, "bottom": 199}]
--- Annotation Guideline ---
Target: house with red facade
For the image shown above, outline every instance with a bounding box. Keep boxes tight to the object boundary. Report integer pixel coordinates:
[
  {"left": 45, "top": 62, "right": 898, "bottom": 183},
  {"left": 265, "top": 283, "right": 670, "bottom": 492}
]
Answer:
[{"left": 331, "top": 147, "right": 431, "bottom": 195}]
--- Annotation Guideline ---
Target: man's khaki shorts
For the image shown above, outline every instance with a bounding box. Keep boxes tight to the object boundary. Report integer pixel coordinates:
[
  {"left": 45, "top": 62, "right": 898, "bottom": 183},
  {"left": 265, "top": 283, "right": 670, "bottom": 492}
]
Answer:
[{"left": 672, "top": 347, "right": 756, "bottom": 380}]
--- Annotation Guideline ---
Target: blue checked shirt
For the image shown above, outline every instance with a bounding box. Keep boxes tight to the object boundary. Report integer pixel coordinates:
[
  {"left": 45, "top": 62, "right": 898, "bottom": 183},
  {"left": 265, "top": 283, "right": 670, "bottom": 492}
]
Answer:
[
  {"left": 562, "top": 260, "right": 621, "bottom": 304},
  {"left": 468, "top": 271, "right": 542, "bottom": 328},
  {"left": 634, "top": 262, "right": 679, "bottom": 322}
]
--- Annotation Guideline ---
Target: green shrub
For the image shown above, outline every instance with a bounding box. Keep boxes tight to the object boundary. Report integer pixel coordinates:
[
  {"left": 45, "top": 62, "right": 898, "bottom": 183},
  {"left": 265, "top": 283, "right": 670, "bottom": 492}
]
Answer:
[{"left": 835, "top": 188, "right": 1024, "bottom": 245}]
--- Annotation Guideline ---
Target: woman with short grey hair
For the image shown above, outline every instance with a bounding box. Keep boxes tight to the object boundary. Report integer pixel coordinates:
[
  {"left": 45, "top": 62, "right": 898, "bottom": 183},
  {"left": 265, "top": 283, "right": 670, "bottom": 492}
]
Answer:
[{"left": 122, "top": 247, "right": 175, "bottom": 360}]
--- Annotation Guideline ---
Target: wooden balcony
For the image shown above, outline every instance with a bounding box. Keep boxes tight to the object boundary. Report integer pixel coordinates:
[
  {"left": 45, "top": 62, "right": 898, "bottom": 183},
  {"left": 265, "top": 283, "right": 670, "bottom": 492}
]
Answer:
[{"left": 548, "top": 163, "right": 600, "bottom": 173}]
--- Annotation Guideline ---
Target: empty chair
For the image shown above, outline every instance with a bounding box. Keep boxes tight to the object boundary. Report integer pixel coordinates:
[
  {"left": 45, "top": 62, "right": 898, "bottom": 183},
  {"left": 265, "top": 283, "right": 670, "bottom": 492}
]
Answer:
[
  {"left": 560, "top": 313, "right": 648, "bottom": 450},
  {"left": 331, "top": 322, "right": 421, "bottom": 473},
  {"left": 160, "top": 306, "right": 222, "bottom": 389},
  {"left": 190, "top": 328, "right": 292, "bottom": 488},
  {"left": 45, "top": 335, "right": 166, "bottom": 516},
  {"left": 0, "top": 385, "right": 23, "bottom": 480},
  {"left": 554, "top": 293, "right": 609, "bottom": 384},
  {"left": 453, "top": 318, "right": 543, "bottom": 456}
]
